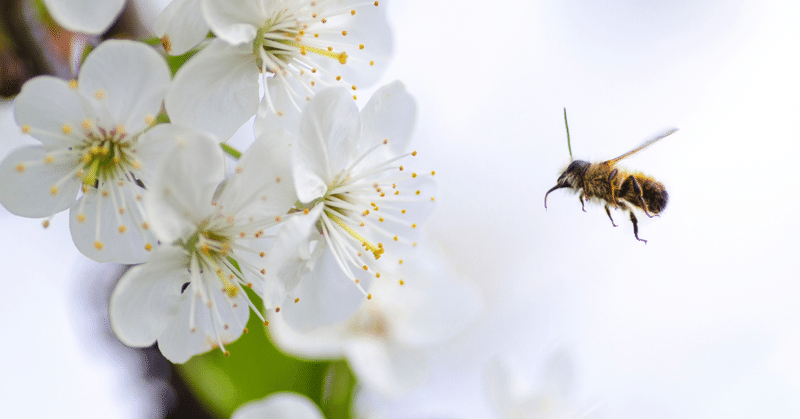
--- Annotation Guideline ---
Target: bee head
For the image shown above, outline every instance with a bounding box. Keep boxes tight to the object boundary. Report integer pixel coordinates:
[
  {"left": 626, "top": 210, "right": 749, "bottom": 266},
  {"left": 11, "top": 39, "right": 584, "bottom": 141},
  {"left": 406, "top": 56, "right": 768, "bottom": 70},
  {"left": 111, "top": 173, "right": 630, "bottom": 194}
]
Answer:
[{"left": 544, "top": 160, "right": 589, "bottom": 209}]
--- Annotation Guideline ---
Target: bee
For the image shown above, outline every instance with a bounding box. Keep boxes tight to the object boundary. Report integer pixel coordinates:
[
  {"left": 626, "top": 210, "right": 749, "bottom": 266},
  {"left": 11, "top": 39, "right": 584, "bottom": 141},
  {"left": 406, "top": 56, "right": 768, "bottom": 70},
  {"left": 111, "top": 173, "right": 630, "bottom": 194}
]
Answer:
[{"left": 544, "top": 109, "right": 677, "bottom": 243}]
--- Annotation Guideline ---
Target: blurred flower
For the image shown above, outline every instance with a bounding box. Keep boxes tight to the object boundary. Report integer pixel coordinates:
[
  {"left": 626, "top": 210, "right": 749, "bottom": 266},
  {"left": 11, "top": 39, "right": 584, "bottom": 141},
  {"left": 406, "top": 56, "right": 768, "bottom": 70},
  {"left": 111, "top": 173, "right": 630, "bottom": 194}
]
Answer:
[
  {"left": 260, "top": 81, "right": 436, "bottom": 332},
  {"left": 0, "top": 40, "right": 169, "bottom": 263},
  {"left": 270, "top": 241, "right": 481, "bottom": 397},
  {"left": 163, "top": 0, "right": 393, "bottom": 140},
  {"left": 109, "top": 126, "right": 292, "bottom": 363},
  {"left": 485, "top": 351, "right": 598, "bottom": 419},
  {"left": 232, "top": 392, "right": 324, "bottom": 419},
  {"left": 43, "top": 0, "right": 126, "bottom": 34}
]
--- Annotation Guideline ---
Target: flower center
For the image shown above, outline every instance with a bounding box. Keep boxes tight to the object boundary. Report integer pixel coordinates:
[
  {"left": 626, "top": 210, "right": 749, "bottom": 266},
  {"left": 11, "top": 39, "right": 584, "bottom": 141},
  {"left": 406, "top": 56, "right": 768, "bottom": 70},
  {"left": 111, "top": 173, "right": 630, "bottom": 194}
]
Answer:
[{"left": 76, "top": 124, "right": 134, "bottom": 187}]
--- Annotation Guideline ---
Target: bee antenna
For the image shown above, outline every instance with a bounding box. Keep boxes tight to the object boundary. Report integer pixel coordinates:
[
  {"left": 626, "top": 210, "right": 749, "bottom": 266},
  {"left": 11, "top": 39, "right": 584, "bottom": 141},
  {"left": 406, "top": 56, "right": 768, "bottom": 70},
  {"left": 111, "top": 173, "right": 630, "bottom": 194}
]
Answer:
[{"left": 563, "top": 107, "right": 573, "bottom": 161}]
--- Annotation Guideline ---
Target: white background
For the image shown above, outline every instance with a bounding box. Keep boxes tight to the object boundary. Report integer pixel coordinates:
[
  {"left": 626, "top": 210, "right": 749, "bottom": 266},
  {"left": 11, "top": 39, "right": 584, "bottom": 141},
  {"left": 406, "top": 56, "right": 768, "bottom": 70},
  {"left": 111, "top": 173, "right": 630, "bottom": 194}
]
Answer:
[{"left": 3, "top": 0, "right": 800, "bottom": 418}]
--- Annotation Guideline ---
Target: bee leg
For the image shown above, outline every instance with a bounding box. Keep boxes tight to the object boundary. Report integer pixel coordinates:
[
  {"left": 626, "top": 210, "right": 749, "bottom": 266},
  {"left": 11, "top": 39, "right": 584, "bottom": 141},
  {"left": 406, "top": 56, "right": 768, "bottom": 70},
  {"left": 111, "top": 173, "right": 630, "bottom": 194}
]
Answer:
[
  {"left": 626, "top": 175, "right": 655, "bottom": 218},
  {"left": 629, "top": 211, "right": 647, "bottom": 244},
  {"left": 579, "top": 195, "right": 587, "bottom": 212},
  {"left": 604, "top": 204, "right": 618, "bottom": 227},
  {"left": 608, "top": 169, "right": 619, "bottom": 209}
]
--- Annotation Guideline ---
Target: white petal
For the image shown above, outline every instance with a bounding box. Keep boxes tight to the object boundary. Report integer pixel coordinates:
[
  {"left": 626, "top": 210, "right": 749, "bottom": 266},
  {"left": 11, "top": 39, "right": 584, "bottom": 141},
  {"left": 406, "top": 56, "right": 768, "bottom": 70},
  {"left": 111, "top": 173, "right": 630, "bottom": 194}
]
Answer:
[
  {"left": 43, "top": 0, "right": 125, "bottom": 34},
  {"left": 218, "top": 126, "right": 296, "bottom": 218},
  {"left": 78, "top": 40, "right": 171, "bottom": 133},
  {"left": 0, "top": 146, "right": 81, "bottom": 217},
  {"left": 145, "top": 128, "right": 225, "bottom": 242},
  {"left": 267, "top": 310, "right": 346, "bottom": 359},
  {"left": 69, "top": 184, "right": 156, "bottom": 264},
  {"left": 201, "top": 0, "right": 263, "bottom": 45},
  {"left": 108, "top": 247, "right": 189, "bottom": 348},
  {"left": 360, "top": 81, "right": 417, "bottom": 160},
  {"left": 231, "top": 392, "right": 324, "bottom": 419},
  {"left": 14, "top": 76, "right": 91, "bottom": 148},
  {"left": 294, "top": 88, "right": 361, "bottom": 203},
  {"left": 344, "top": 339, "right": 428, "bottom": 397},
  {"left": 130, "top": 123, "right": 188, "bottom": 187},
  {"left": 281, "top": 240, "right": 369, "bottom": 333},
  {"left": 165, "top": 40, "right": 259, "bottom": 140},
  {"left": 155, "top": 0, "right": 210, "bottom": 55},
  {"left": 156, "top": 277, "right": 251, "bottom": 363}
]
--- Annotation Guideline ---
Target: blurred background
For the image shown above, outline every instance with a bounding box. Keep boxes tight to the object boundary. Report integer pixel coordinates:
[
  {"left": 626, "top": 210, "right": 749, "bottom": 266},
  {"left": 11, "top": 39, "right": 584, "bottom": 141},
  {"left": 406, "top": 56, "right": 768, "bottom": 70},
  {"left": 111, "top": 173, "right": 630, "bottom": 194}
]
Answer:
[{"left": 3, "top": 0, "right": 800, "bottom": 417}]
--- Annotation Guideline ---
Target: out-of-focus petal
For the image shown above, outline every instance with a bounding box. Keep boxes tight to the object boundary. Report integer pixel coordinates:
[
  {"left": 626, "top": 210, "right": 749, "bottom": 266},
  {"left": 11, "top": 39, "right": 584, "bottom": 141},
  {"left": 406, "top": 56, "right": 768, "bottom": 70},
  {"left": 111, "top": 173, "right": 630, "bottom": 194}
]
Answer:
[
  {"left": 165, "top": 40, "right": 259, "bottom": 140},
  {"left": 344, "top": 339, "right": 428, "bottom": 396},
  {"left": 156, "top": 0, "right": 209, "bottom": 55},
  {"left": 231, "top": 392, "right": 324, "bottom": 419},
  {"left": 43, "top": 0, "right": 125, "bottom": 34}
]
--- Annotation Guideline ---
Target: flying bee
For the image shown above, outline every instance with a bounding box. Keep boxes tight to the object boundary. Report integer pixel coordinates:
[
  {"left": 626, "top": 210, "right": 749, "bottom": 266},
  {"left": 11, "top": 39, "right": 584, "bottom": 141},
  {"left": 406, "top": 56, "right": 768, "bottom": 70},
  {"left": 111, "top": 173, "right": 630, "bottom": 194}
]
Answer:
[{"left": 544, "top": 109, "right": 677, "bottom": 243}]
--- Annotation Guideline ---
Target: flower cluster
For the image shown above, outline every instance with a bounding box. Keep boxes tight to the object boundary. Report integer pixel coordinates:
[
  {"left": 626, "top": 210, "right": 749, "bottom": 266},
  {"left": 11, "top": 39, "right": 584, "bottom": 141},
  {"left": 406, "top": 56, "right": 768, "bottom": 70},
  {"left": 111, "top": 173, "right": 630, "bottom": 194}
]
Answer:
[{"left": 2, "top": 0, "right": 480, "bottom": 413}]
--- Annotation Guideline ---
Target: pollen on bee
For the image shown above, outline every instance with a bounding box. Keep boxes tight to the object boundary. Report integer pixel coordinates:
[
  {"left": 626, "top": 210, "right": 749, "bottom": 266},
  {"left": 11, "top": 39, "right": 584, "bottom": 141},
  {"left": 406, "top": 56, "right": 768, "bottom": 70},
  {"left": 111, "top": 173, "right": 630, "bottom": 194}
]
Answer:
[
  {"left": 94, "top": 241, "right": 103, "bottom": 250},
  {"left": 144, "top": 243, "right": 152, "bottom": 251},
  {"left": 118, "top": 225, "right": 126, "bottom": 233}
]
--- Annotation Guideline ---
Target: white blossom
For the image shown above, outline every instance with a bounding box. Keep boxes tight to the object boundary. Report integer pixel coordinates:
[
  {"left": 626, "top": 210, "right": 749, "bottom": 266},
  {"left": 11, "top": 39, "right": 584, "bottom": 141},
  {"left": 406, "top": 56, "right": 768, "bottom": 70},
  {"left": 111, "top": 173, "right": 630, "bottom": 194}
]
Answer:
[
  {"left": 164, "top": 0, "right": 393, "bottom": 140},
  {"left": 261, "top": 81, "right": 436, "bottom": 334},
  {"left": 0, "top": 40, "right": 170, "bottom": 263},
  {"left": 109, "top": 126, "right": 293, "bottom": 363},
  {"left": 270, "top": 242, "right": 481, "bottom": 397}
]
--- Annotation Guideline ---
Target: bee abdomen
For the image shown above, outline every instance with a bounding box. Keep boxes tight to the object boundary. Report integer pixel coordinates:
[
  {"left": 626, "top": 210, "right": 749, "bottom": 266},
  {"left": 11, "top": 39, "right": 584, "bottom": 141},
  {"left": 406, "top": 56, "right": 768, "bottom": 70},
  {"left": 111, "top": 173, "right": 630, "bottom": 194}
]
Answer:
[{"left": 619, "top": 175, "right": 668, "bottom": 214}]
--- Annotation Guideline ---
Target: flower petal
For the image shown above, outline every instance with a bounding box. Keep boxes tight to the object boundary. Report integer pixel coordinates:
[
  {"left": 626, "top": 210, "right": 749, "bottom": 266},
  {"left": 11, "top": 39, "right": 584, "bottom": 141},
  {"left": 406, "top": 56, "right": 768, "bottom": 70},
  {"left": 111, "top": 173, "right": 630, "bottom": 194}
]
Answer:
[
  {"left": 78, "top": 40, "right": 171, "bottom": 133},
  {"left": 0, "top": 146, "right": 81, "bottom": 217},
  {"left": 231, "top": 392, "right": 324, "bottom": 419},
  {"left": 281, "top": 239, "right": 370, "bottom": 333},
  {"left": 145, "top": 127, "right": 225, "bottom": 243},
  {"left": 13, "top": 76, "right": 90, "bottom": 148},
  {"left": 344, "top": 340, "right": 428, "bottom": 396},
  {"left": 156, "top": 277, "right": 251, "bottom": 363},
  {"left": 155, "top": 0, "right": 210, "bottom": 55},
  {"left": 42, "top": 0, "right": 125, "bottom": 34},
  {"left": 360, "top": 81, "right": 417, "bottom": 160},
  {"left": 294, "top": 87, "right": 361, "bottom": 203},
  {"left": 201, "top": 0, "right": 263, "bottom": 45},
  {"left": 165, "top": 40, "right": 259, "bottom": 140},
  {"left": 69, "top": 184, "right": 156, "bottom": 264},
  {"left": 108, "top": 247, "right": 189, "bottom": 348}
]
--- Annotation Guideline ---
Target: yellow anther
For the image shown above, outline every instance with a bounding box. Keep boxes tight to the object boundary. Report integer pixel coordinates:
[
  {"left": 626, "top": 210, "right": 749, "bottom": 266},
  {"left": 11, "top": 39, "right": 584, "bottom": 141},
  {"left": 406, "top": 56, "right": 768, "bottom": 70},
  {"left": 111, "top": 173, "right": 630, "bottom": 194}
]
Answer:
[
  {"left": 50, "top": 186, "right": 58, "bottom": 195},
  {"left": 15, "top": 163, "right": 25, "bottom": 172},
  {"left": 62, "top": 124, "right": 72, "bottom": 134},
  {"left": 362, "top": 265, "right": 368, "bottom": 271},
  {"left": 398, "top": 259, "right": 403, "bottom": 264},
  {"left": 412, "top": 173, "right": 417, "bottom": 178},
  {"left": 351, "top": 10, "right": 356, "bottom": 15},
  {"left": 82, "top": 119, "right": 93, "bottom": 131},
  {"left": 77, "top": 214, "right": 86, "bottom": 222},
  {"left": 144, "top": 243, "right": 152, "bottom": 251},
  {"left": 367, "top": 294, "right": 372, "bottom": 300},
  {"left": 431, "top": 170, "right": 436, "bottom": 175},
  {"left": 370, "top": 61, "right": 375, "bottom": 66},
  {"left": 341, "top": 30, "right": 348, "bottom": 36},
  {"left": 21, "top": 125, "right": 31, "bottom": 134},
  {"left": 353, "top": 95, "right": 358, "bottom": 100},
  {"left": 145, "top": 115, "right": 155, "bottom": 125},
  {"left": 379, "top": 217, "right": 384, "bottom": 222},
  {"left": 399, "top": 279, "right": 404, "bottom": 285},
  {"left": 376, "top": 273, "right": 381, "bottom": 278},
  {"left": 294, "top": 298, "right": 300, "bottom": 303},
  {"left": 95, "top": 89, "right": 105, "bottom": 100},
  {"left": 412, "top": 151, "right": 418, "bottom": 156},
  {"left": 68, "top": 80, "right": 78, "bottom": 89},
  {"left": 362, "top": 210, "right": 370, "bottom": 216},
  {"left": 161, "top": 35, "right": 172, "bottom": 53},
  {"left": 118, "top": 225, "right": 126, "bottom": 233},
  {"left": 336, "top": 75, "right": 342, "bottom": 81},
  {"left": 42, "top": 220, "right": 50, "bottom": 228},
  {"left": 393, "top": 235, "right": 398, "bottom": 241},
  {"left": 401, "top": 209, "right": 406, "bottom": 214},
  {"left": 415, "top": 190, "right": 421, "bottom": 195},
  {"left": 374, "top": 1, "right": 379, "bottom": 5},
  {"left": 352, "top": 85, "right": 357, "bottom": 91},
  {"left": 94, "top": 241, "right": 103, "bottom": 250},
  {"left": 411, "top": 224, "right": 417, "bottom": 228},
  {"left": 142, "top": 222, "right": 149, "bottom": 229},
  {"left": 431, "top": 197, "right": 435, "bottom": 201}
]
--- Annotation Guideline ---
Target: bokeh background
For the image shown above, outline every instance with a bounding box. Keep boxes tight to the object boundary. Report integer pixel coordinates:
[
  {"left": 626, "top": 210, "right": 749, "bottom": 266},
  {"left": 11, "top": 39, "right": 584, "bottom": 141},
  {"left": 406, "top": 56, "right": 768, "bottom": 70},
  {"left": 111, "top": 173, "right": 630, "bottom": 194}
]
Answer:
[{"left": 3, "top": 0, "right": 800, "bottom": 417}]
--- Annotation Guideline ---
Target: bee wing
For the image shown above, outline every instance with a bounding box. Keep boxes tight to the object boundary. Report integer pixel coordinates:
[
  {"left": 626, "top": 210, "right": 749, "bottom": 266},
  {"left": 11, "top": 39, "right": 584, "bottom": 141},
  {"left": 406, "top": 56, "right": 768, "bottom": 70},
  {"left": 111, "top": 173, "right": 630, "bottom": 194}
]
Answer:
[{"left": 604, "top": 128, "right": 678, "bottom": 166}]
